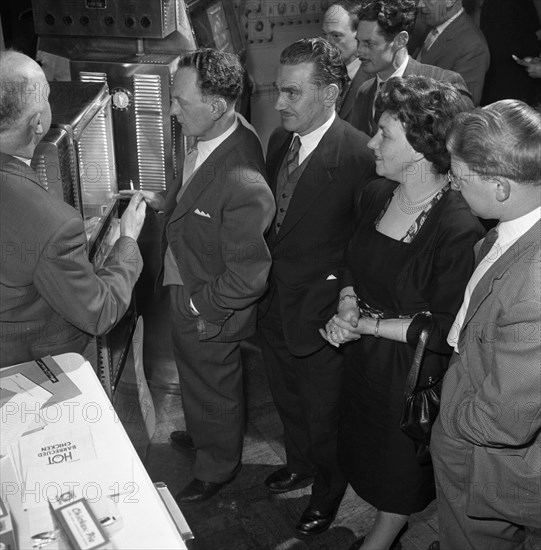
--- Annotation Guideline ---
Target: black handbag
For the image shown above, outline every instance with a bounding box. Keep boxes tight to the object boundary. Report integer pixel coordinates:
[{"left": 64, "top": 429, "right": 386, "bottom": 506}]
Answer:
[{"left": 400, "top": 313, "right": 442, "bottom": 465}]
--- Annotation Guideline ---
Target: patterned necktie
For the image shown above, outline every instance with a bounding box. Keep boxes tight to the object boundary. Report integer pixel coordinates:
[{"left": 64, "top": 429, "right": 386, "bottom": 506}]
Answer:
[
  {"left": 373, "top": 80, "right": 385, "bottom": 124},
  {"left": 476, "top": 226, "right": 499, "bottom": 266},
  {"left": 287, "top": 135, "right": 301, "bottom": 177}
]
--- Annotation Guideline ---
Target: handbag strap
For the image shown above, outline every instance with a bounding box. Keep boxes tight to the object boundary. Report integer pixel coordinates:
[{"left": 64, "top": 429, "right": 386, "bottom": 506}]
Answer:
[{"left": 404, "top": 314, "right": 435, "bottom": 395}]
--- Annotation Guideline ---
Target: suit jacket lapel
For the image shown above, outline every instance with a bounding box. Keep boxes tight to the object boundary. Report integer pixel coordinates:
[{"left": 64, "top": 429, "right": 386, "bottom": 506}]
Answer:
[
  {"left": 423, "top": 14, "right": 463, "bottom": 63},
  {"left": 403, "top": 57, "right": 417, "bottom": 76},
  {"left": 273, "top": 119, "right": 342, "bottom": 242},
  {"left": 167, "top": 127, "right": 240, "bottom": 225},
  {"left": 268, "top": 137, "right": 292, "bottom": 197},
  {"left": 461, "top": 220, "right": 541, "bottom": 330}
]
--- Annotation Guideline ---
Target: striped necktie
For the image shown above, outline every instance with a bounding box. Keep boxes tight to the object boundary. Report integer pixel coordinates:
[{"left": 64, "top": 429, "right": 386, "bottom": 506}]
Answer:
[
  {"left": 287, "top": 135, "right": 301, "bottom": 177},
  {"left": 373, "top": 79, "right": 385, "bottom": 122}
]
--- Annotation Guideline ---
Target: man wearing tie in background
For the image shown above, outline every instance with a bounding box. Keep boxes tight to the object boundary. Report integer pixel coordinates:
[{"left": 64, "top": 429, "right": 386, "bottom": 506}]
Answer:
[
  {"left": 431, "top": 100, "right": 541, "bottom": 550},
  {"left": 416, "top": 0, "right": 490, "bottom": 105},
  {"left": 127, "top": 49, "right": 275, "bottom": 504},
  {"left": 351, "top": 0, "right": 472, "bottom": 136},
  {"left": 322, "top": 0, "right": 370, "bottom": 123},
  {"left": 258, "top": 38, "right": 375, "bottom": 536},
  {"left": 0, "top": 50, "right": 146, "bottom": 370}
]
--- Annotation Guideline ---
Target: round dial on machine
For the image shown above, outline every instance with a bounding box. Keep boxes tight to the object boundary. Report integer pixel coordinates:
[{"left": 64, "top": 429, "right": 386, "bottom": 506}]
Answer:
[{"left": 111, "top": 88, "right": 133, "bottom": 110}]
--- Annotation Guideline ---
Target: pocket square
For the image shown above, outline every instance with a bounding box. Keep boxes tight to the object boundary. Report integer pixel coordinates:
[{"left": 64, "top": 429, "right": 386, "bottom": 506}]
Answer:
[
  {"left": 326, "top": 274, "right": 337, "bottom": 280},
  {"left": 194, "top": 208, "right": 211, "bottom": 218}
]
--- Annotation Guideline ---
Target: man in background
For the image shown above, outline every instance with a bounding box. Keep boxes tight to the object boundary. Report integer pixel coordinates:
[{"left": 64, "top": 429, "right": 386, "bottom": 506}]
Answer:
[
  {"left": 127, "top": 49, "right": 275, "bottom": 504},
  {"left": 416, "top": 0, "right": 490, "bottom": 105},
  {"left": 259, "top": 37, "right": 375, "bottom": 536},
  {"left": 351, "top": 0, "right": 472, "bottom": 136},
  {"left": 0, "top": 50, "right": 146, "bottom": 369},
  {"left": 432, "top": 99, "right": 541, "bottom": 550},
  {"left": 322, "top": 0, "right": 370, "bottom": 123}
]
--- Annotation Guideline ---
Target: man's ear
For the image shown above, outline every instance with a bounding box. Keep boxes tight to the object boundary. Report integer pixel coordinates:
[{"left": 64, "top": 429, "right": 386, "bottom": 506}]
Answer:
[
  {"left": 210, "top": 97, "right": 228, "bottom": 120},
  {"left": 495, "top": 178, "right": 511, "bottom": 203},
  {"left": 393, "top": 31, "right": 409, "bottom": 51},
  {"left": 30, "top": 112, "right": 44, "bottom": 136},
  {"left": 323, "top": 83, "right": 340, "bottom": 105}
]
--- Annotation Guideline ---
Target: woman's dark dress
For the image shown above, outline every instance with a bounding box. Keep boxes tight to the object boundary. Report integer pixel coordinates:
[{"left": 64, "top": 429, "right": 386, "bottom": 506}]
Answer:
[{"left": 338, "top": 179, "right": 484, "bottom": 514}]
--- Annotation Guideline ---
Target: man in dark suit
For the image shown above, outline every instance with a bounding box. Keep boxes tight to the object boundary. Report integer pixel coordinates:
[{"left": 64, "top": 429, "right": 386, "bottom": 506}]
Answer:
[
  {"left": 0, "top": 50, "right": 146, "bottom": 370},
  {"left": 322, "top": 0, "right": 370, "bottom": 123},
  {"left": 129, "top": 49, "right": 275, "bottom": 504},
  {"left": 259, "top": 38, "right": 376, "bottom": 536},
  {"left": 480, "top": 0, "right": 541, "bottom": 105},
  {"left": 351, "top": 0, "right": 473, "bottom": 136},
  {"left": 431, "top": 100, "right": 541, "bottom": 550},
  {"left": 416, "top": 0, "right": 490, "bottom": 105}
]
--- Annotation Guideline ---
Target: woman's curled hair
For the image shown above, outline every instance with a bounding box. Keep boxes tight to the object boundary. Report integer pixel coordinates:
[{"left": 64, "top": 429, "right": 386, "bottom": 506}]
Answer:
[{"left": 375, "top": 76, "right": 472, "bottom": 173}]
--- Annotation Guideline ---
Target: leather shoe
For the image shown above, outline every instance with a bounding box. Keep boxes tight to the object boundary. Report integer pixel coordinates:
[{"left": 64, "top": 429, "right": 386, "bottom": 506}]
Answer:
[
  {"left": 170, "top": 430, "right": 195, "bottom": 451},
  {"left": 264, "top": 467, "right": 314, "bottom": 494},
  {"left": 175, "top": 477, "right": 233, "bottom": 504},
  {"left": 295, "top": 505, "right": 337, "bottom": 536},
  {"left": 427, "top": 542, "right": 439, "bottom": 550},
  {"left": 349, "top": 536, "right": 403, "bottom": 550}
]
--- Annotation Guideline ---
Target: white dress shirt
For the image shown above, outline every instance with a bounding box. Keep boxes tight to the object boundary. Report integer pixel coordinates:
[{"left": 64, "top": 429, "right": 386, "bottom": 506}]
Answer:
[
  {"left": 291, "top": 110, "right": 336, "bottom": 165},
  {"left": 448, "top": 206, "right": 541, "bottom": 349}
]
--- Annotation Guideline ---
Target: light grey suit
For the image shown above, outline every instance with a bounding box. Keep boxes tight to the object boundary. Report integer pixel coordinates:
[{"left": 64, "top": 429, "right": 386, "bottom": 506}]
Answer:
[{"left": 431, "top": 220, "right": 541, "bottom": 549}]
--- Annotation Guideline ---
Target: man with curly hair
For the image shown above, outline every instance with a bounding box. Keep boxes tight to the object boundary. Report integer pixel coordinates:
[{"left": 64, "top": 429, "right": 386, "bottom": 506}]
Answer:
[
  {"left": 351, "top": 0, "right": 472, "bottom": 136},
  {"left": 126, "top": 49, "right": 275, "bottom": 503}
]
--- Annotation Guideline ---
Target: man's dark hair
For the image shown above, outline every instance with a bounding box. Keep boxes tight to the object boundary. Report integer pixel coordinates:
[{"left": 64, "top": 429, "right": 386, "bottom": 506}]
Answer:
[
  {"left": 177, "top": 48, "right": 244, "bottom": 103},
  {"left": 325, "top": 0, "right": 367, "bottom": 31},
  {"left": 354, "top": 0, "right": 417, "bottom": 41},
  {"left": 279, "top": 37, "right": 348, "bottom": 95}
]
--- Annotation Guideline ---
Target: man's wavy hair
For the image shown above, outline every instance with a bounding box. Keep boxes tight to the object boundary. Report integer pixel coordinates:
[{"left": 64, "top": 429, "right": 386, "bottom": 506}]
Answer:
[
  {"left": 279, "top": 37, "right": 348, "bottom": 96},
  {"left": 375, "top": 76, "right": 472, "bottom": 174},
  {"left": 447, "top": 99, "right": 541, "bottom": 186},
  {"left": 177, "top": 49, "right": 244, "bottom": 103},
  {"left": 354, "top": 0, "right": 417, "bottom": 41}
]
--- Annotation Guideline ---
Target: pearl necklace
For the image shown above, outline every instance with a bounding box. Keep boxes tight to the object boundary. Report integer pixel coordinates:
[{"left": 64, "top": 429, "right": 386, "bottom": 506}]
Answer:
[{"left": 396, "top": 184, "right": 446, "bottom": 215}]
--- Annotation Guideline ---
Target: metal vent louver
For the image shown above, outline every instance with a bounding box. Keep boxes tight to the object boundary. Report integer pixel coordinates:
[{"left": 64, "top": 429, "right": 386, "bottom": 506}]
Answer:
[
  {"left": 34, "top": 156, "right": 49, "bottom": 191},
  {"left": 79, "top": 72, "right": 108, "bottom": 84},
  {"left": 164, "top": 0, "right": 173, "bottom": 29},
  {"left": 134, "top": 74, "right": 167, "bottom": 191},
  {"left": 77, "top": 109, "right": 115, "bottom": 199}
]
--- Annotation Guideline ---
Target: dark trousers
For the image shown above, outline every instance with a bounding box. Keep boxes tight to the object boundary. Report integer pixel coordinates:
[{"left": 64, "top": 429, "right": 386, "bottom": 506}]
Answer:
[
  {"left": 169, "top": 285, "right": 244, "bottom": 483},
  {"left": 258, "top": 292, "right": 347, "bottom": 512}
]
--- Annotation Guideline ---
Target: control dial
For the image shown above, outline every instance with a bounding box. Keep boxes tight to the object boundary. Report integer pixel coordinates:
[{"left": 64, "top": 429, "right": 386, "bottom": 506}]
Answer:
[{"left": 111, "top": 88, "right": 133, "bottom": 111}]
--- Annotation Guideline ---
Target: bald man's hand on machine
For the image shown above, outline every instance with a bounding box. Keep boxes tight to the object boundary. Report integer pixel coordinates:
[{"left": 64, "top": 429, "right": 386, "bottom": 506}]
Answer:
[{"left": 119, "top": 192, "right": 147, "bottom": 240}]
